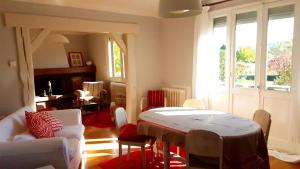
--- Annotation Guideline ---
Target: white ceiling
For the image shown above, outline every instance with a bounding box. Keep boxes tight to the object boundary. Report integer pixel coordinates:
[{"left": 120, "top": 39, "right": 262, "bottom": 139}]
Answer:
[{"left": 13, "top": 0, "right": 226, "bottom": 18}]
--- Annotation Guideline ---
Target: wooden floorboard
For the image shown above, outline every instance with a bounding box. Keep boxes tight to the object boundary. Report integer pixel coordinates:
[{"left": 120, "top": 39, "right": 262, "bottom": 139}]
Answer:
[{"left": 83, "top": 127, "right": 300, "bottom": 169}]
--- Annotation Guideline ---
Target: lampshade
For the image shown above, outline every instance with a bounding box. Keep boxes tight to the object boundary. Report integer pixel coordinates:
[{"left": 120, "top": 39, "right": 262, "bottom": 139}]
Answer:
[
  {"left": 159, "top": 0, "right": 203, "bottom": 18},
  {"left": 46, "top": 33, "right": 70, "bottom": 44}
]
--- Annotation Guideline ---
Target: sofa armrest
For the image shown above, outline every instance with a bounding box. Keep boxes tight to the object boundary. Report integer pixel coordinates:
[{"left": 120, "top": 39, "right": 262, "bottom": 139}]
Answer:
[
  {"left": 0, "top": 137, "right": 70, "bottom": 169},
  {"left": 50, "top": 109, "right": 82, "bottom": 125}
]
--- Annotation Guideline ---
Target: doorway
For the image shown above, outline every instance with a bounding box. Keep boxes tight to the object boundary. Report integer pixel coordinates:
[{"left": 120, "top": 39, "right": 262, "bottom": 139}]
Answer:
[{"left": 6, "top": 13, "right": 139, "bottom": 123}]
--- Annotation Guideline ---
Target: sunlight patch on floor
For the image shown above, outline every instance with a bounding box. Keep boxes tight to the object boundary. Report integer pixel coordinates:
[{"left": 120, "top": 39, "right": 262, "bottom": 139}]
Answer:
[
  {"left": 84, "top": 142, "right": 142, "bottom": 151},
  {"left": 85, "top": 137, "right": 118, "bottom": 142},
  {"left": 82, "top": 152, "right": 115, "bottom": 158}
]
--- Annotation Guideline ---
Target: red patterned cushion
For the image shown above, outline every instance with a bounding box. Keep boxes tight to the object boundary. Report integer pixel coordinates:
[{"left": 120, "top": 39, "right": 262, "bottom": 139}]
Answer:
[
  {"left": 38, "top": 111, "right": 63, "bottom": 131},
  {"left": 119, "top": 124, "right": 149, "bottom": 142},
  {"left": 25, "top": 111, "right": 54, "bottom": 138}
]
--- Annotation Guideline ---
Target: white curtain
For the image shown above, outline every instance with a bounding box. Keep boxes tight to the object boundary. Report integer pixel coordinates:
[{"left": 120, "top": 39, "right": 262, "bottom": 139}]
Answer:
[
  {"left": 194, "top": 6, "right": 218, "bottom": 108},
  {"left": 16, "top": 27, "right": 36, "bottom": 110}
]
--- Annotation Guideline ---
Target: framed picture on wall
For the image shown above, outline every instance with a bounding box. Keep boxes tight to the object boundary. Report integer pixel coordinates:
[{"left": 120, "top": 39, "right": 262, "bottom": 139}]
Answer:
[{"left": 68, "top": 52, "right": 83, "bottom": 67}]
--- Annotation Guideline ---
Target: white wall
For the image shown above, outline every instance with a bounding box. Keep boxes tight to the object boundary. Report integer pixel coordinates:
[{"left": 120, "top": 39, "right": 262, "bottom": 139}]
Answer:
[
  {"left": 64, "top": 34, "right": 89, "bottom": 63},
  {"left": 0, "top": 1, "right": 162, "bottom": 115},
  {"left": 33, "top": 33, "right": 90, "bottom": 69},
  {"left": 0, "top": 8, "right": 23, "bottom": 114},
  {"left": 33, "top": 42, "right": 69, "bottom": 69},
  {"left": 87, "top": 33, "right": 109, "bottom": 82},
  {"left": 160, "top": 17, "right": 196, "bottom": 92}
]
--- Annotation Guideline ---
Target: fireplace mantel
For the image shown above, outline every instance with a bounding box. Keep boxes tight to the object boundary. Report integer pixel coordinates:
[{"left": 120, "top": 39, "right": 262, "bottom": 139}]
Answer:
[{"left": 34, "top": 66, "right": 96, "bottom": 77}]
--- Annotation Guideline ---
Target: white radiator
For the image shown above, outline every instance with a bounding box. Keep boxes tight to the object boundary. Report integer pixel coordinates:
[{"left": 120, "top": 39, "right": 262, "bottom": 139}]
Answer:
[{"left": 162, "top": 87, "right": 186, "bottom": 107}]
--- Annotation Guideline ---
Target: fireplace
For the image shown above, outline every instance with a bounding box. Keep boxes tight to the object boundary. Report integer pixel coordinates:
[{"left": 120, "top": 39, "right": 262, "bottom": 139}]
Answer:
[{"left": 34, "top": 66, "right": 96, "bottom": 97}]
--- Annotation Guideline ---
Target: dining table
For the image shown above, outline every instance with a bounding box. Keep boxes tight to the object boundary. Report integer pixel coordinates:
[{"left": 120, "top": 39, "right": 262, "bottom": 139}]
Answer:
[{"left": 137, "top": 107, "right": 270, "bottom": 169}]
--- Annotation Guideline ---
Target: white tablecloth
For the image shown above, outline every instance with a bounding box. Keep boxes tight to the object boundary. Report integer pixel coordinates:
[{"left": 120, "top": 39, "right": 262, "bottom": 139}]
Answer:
[
  {"left": 139, "top": 107, "right": 260, "bottom": 136},
  {"left": 138, "top": 107, "right": 270, "bottom": 169}
]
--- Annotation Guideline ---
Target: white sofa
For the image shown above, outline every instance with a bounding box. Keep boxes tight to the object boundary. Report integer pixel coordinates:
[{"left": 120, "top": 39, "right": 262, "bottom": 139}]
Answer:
[{"left": 0, "top": 106, "right": 85, "bottom": 169}]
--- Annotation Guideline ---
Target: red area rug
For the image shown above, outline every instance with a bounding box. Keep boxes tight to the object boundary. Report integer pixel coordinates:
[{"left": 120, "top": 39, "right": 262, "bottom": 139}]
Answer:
[
  {"left": 82, "top": 108, "right": 115, "bottom": 128},
  {"left": 98, "top": 149, "right": 186, "bottom": 169}
]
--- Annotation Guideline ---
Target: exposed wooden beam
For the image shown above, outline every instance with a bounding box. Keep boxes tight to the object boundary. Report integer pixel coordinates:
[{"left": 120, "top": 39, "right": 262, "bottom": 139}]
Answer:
[
  {"left": 22, "top": 27, "right": 36, "bottom": 109},
  {"left": 31, "top": 29, "right": 50, "bottom": 53},
  {"left": 4, "top": 13, "right": 140, "bottom": 34}
]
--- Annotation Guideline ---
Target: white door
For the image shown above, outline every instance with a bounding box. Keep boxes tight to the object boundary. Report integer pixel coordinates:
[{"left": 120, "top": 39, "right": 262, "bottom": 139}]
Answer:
[
  {"left": 208, "top": 1, "right": 296, "bottom": 151},
  {"left": 208, "top": 7, "right": 261, "bottom": 117},
  {"left": 229, "top": 7, "right": 262, "bottom": 119},
  {"left": 258, "top": 2, "right": 294, "bottom": 146}
]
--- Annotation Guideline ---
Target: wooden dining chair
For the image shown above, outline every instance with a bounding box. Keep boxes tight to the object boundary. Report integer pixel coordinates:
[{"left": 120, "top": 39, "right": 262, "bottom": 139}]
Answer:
[
  {"left": 182, "top": 99, "right": 206, "bottom": 109},
  {"left": 185, "top": 130, "right": 223, "bottom": 169},
  {"left": 162, "top": 132, "right": 186, "bottom": 168},
  {"left": 253, "top": 109, "right": 272, "bottom": 143},
  {"left": 140, "top": 90, "right": 165, "bottom": 112},
  {"left": 114, "top": 107, "right": 154, "bottom": 169}
]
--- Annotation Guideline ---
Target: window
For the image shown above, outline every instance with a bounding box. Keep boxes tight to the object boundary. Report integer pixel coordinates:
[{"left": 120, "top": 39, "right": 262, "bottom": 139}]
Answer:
[
  {"left": 234, "top": 11, "right": 257, "bottom": 88},
  {"left": 108, "top": 38, "right": 125, "bottom": 79},
  {"left": 265, "top": 5, "right": 294, "bottom": 92},
  {"left": 212, "top": 16, "right": 227, "bottom": 90}
]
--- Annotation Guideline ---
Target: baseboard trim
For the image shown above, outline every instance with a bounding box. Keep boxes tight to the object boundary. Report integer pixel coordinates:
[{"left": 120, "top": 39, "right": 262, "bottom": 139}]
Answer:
[{"left": 269, "top": 137, "right": 300, "bottom": 154}]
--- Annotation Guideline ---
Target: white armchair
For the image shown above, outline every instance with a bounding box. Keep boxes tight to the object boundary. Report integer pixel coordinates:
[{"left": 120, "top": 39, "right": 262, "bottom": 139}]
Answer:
[
  {"left": 0, "top": 107, "right": 85, "bottom": 169},
  {"left": 74, "top": 81, "right": 105, "bottom": 102}
]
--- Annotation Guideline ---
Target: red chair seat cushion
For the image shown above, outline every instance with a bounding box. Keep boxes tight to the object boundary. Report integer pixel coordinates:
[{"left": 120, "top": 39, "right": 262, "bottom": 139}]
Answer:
[{"left": 119, "top": 124, "right": 150, "bottom": 142}]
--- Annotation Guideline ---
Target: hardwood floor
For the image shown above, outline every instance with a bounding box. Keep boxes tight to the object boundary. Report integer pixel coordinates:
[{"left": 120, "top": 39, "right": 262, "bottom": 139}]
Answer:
[{"left": 82, "top": 127, "right": 300, "bottom": 169}]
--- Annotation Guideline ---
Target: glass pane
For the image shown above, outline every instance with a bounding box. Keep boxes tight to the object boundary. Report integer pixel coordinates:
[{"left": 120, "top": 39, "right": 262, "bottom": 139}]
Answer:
[
  {"left": 113, "top": 41, "right": 122, "bottom": 77},
  {"left": 212, "top": 16, "right": 227, "bottom": 90},
  {"left": 234, "top": 11, "right": 257, "bottom": 88},
  {"left": 266, "top": 5, "right": 294, "bottom": 92}
]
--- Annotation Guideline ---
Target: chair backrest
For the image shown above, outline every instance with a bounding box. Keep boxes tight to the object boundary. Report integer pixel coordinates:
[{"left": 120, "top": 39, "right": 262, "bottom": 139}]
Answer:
[
  {"left": 185, "top": 130, "right": 223, "bottom": 169},
  {"left": 82, "top": 81, "right": 104, "bottom": 97},
  {"left": 147, "top": 90, "right": 165, "bottom": 107},
  {"left": 183, "top": 99, "right": 206, "bottom": 109},
  {"left": 253, "top": 109, "right": 271, "bottom": 143},
  {"left": 110, "top": 82, "right": 126, "bottom": 105},
  {"left": 114, "top": 107, "right": 128, "bottom": 132}
]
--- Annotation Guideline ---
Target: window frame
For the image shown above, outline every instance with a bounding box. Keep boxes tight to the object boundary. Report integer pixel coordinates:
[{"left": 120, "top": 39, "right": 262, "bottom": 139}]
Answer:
[
  {"left": 107, "top": 37, "right": 126, "bottom": 82},
  {"left": 261, "top": 1, "right": 295, "bottom": 93},
  {"left": 208, "top": 0, "right": 295, "bottom": 93},
  {"left": 209, "top": 13, "right": 231, "bottom": 93}
]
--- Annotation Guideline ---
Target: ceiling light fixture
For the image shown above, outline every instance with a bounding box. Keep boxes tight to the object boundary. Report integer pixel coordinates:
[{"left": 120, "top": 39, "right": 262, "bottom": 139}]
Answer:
[{"left": 159, "top": 0, "right": 203, "bottom": 18}]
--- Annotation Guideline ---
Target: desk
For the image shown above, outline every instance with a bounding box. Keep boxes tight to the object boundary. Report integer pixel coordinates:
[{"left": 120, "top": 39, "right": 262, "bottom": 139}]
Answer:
[{"left": 138, "top": 107, "right": 270, "bottom": 169}]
